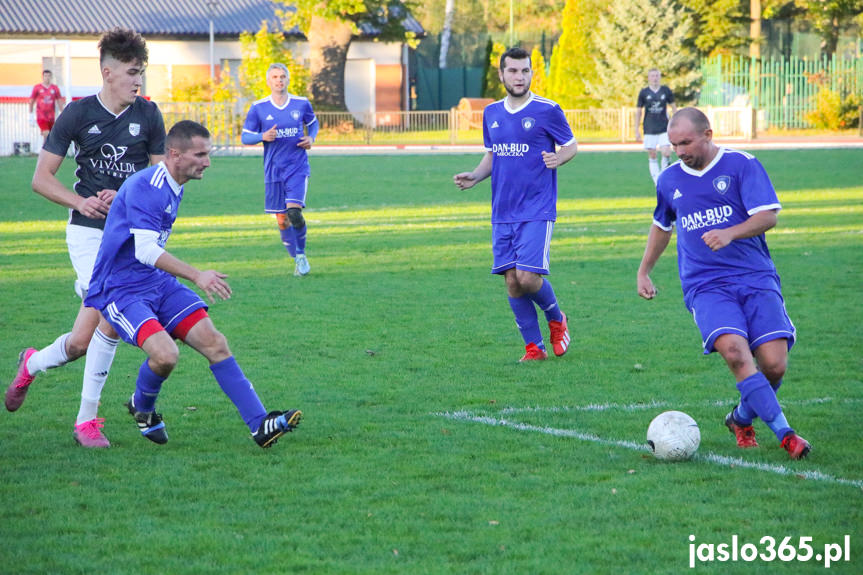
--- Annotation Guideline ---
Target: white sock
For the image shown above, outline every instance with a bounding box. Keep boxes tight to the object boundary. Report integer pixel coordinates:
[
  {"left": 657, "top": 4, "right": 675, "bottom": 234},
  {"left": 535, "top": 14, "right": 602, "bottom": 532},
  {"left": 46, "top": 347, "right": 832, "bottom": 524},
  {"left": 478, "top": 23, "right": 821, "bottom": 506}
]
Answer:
[
  {"left": 648, "top": 159, "right": 660, "bottom": 184},
  {"left": 76, "top": 328, "right": 119, "bottom": 424},
  {"left": 660, "top": 156, "right": 669, "bottom": 171},
  {"left": 26, "top": 333, "right": 70, "bottom": 374}
]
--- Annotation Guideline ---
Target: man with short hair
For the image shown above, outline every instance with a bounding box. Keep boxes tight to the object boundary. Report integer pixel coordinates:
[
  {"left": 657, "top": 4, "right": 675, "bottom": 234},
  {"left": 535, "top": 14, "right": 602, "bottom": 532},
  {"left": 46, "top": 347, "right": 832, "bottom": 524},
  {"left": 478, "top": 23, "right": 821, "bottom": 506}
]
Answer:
[
  {"left": 6, "top": 28, "right": 165, "bottom": 448},
  {"left": 242, "top": 63, "right": 318, "bottom": 277},
  {"left": 637, "top": 107, "right": 810, "bottom": 460},
  {"left": 85, "top": 120, "right": 302, "bottom": 448},
  {"left": 454, "top": 47, "right": 578, "bottom": 362},
  {"left": 29, "top": 70, "right": 65, "bottom": 137},
  {"left": 635, "top": 68, "right": 677, "bottom": 184}
]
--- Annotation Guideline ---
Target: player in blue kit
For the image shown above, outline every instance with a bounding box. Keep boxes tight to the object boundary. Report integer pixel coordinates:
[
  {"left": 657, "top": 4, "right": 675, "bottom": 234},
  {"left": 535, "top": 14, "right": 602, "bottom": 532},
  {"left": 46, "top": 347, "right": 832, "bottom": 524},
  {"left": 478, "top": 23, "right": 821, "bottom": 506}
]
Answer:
[
  {"left": 637, "top": 107, "right": 810, "bottom": 459},
  {"left": 242, "top": 63, "right": 318, "bottom": 277},
  {"left": 85, "top": 121, "right": 302, "bottom": 448},
  {"left": 454, "top": 47, "right": 578, "bottom": 362},
  {"left": 6, "top": 28, "right": 165, "bottom": 448}
]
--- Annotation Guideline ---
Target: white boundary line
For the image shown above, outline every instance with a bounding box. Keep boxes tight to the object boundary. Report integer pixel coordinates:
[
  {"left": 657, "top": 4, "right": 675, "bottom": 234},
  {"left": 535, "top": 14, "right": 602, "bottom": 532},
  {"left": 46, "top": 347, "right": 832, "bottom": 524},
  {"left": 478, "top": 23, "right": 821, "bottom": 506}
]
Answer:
[
  {"left": 497, "top": 396, "right": 861, "bottom": 416},
  {"left": 433, "top": 397, "right": 863, "bottom": 490}
]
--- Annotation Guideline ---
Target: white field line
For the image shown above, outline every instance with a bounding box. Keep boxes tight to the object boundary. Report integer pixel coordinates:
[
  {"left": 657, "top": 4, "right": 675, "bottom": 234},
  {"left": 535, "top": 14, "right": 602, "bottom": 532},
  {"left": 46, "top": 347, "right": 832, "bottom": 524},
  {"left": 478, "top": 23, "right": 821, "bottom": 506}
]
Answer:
[
  {"left": 495, "top": 396, "right": 859, "bottom": 416},
  {"left": 434, "top": 400, "right": 863, "bottom": 490}
]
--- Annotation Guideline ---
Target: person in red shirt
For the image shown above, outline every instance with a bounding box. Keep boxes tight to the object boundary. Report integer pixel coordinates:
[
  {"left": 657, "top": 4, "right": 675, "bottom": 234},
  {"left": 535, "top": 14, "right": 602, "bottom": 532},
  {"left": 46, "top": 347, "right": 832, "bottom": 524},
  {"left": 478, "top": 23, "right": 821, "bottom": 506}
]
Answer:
[{"left": 29, "top": 70, "right": 65, "bottom": 136}]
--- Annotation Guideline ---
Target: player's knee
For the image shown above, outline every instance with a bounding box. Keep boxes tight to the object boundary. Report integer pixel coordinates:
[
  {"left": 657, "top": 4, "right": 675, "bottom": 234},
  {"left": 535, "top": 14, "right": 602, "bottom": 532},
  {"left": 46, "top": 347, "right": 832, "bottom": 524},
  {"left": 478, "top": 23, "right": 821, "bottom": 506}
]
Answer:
[
  {"left": 760, "top": 358, "right": 787, "bottom": 385},
  {"left": 717, "top": 338, "right": 751, "bottom": 373},
  {"left": 200, "top": 329, "right": 232, "bottom": 362},
  {"left": 275, "top": 212, "right": 288, "bottom": 230},
  {"left": 287, "top": 207, "right": 305, "bottom": 229},
  {"left": 65, "top": 333, "right": 91, "bottom": 361},
  {"left": 149, "top": 342, "right": 179, "bottom": 374}
]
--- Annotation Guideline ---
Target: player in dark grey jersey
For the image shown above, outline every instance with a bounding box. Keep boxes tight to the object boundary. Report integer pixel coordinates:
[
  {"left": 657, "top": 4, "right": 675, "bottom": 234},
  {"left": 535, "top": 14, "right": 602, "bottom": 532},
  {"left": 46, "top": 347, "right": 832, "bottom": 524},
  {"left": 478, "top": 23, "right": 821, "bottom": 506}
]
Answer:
[
  {"left": 635, "top": 68, "right": 677, "bottom": 184},
  {"left": 5, "top": 28, "right": 166, "bottom": 448}
]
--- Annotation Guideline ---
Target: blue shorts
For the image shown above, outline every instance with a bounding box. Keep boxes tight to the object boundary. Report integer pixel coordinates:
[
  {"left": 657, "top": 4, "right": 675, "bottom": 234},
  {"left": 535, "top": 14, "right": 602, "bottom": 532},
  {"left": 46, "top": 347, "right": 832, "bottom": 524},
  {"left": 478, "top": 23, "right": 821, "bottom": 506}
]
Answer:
[
  {"left": 491, "top": 220, "right": 554, "bottom": 275},
  {"left": 690, "top": 283, "right": 795, "bottom": 355},
  {"left": 265, "top": 174, "right": 308, "bottom": 212},
  {"left": 100, "top": 277, "right": 208, "bottom": 346}
]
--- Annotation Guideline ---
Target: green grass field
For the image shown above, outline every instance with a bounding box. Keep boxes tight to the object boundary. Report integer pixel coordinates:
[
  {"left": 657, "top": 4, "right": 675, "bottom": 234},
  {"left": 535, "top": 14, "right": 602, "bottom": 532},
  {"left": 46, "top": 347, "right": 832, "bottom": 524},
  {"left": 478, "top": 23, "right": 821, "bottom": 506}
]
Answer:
[{"left": 1, "top": 149, "right": 861, "bottom": 574}]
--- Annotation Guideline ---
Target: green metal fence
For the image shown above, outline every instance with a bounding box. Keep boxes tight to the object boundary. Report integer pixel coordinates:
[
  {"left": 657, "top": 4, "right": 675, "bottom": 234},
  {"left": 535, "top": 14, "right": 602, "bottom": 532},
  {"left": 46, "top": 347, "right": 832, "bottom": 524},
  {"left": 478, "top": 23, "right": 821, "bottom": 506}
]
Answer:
[
  {"left": 156, "top": 100, "right": 759, "bottom": 150},
  {"left": 700, "top": 54, "right": 863, "bottom": 129}
]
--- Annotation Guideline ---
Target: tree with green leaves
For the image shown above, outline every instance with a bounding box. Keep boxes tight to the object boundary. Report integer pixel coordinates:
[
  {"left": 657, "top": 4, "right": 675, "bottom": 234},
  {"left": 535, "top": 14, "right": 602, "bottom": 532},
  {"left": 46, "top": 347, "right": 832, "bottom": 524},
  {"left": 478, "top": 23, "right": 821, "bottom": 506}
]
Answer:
[
  {"left": 279, "top": 0, "right": 419, "bottom": 110},
  {"left": 678, "top": 0, "right": 751, "bottom": 57},
  {"left": 592, "top": 0, "right": 701, "bottom": 107},
  {"left": 530, "top": 47, "right": 548, "bottom": 97},
  {"left": 546, "top": 0, "right": 601, "bottom": 108},
  {"left": 794, "top": 0, "right": 863, "bottom": 56},
  {"left": 237, "top": 22, "right": 309, "bottom": 100},
  {"left": 483, "top": 41, "right": 506, "bottom": 99}
]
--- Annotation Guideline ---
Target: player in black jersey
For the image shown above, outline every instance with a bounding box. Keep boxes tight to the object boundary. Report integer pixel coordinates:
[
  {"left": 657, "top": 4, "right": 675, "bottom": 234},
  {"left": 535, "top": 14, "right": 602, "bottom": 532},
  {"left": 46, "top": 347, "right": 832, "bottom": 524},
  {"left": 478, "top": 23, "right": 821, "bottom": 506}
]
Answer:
[
  {"left": 5, "top": 28, "right": 166, "bottom": 448},
  {"left": 635, "top": 68, "right": 677, "bottom": 184}
]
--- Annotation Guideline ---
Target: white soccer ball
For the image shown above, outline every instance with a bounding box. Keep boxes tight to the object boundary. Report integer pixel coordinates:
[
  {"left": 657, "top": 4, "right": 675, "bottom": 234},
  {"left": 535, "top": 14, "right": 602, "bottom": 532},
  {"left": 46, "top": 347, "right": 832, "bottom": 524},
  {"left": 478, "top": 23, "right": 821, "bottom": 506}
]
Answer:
[{"left": 646, "top": 410, "right": 700, "bottom": 461}]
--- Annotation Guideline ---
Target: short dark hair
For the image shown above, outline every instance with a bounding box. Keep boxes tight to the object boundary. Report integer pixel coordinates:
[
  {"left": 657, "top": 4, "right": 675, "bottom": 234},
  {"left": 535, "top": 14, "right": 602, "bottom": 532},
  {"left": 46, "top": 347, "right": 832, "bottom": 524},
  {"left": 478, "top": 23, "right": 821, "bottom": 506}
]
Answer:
[
  {"left": 670, "top": 107, "right": 711, "bottom": 133},
  {"left": 42, "top": 70, "right": 52, "bottom": 75},
  {"left": 99, "top": 27, "right": 148, "bottom": 65},
  {"left": 166, "top": 120, "right": 210, "bottom": 151},
  {"left": 499, "top": 47, "right": 530, "bottom": 70}
]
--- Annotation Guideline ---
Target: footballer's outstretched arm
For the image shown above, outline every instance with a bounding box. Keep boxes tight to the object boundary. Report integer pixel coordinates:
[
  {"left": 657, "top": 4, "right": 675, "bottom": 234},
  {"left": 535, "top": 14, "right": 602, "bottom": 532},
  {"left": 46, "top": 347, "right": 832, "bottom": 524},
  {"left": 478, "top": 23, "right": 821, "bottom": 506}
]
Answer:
[
  {"left": 637, "top": 224, "right": 672, "bottom": 300},
  {"left": 453, "top": 151, "right": 493, "bottom": 191}
]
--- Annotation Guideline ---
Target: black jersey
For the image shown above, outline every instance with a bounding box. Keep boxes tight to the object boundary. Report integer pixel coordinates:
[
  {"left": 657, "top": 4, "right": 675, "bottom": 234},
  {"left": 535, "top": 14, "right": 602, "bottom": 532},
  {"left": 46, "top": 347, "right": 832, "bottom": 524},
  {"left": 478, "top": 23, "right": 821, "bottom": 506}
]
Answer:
[
  {"left": 44, "top": 95, "right": 166, "bottom": 229},
  {"left": 636, "top": 85, "right": 675, "bottom": 135}
]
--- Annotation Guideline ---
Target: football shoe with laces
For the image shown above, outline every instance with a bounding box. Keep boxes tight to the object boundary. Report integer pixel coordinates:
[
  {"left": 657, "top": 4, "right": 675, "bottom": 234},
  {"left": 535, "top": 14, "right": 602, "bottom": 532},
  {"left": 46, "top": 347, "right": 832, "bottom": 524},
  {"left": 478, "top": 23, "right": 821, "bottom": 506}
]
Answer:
[
  {"left": 74, "top": 418, "right": 111, "bottom": 448},
  {"left": 125, "top": 397, "right": 168, "bottom": 444},
  {"left": 253, "top": 409, "right": 302, "bottom": 448},
  {"left": 519, "top": 343, "right": 548, "bottom": 362},
  {"left": 548, "top": 312, "right": 570, "bottom": 357},
  {"left": 781, "top": 432, "right": 811, "bottom": 460},
  {"left": 724, "top": 409, "right": 758, "bottom": 448},
  {"left": 294, "top": 254, "right": 310, "bottom": 276},
  {"left": 5, "top": 348, "right": 38, "bottom": 412}
]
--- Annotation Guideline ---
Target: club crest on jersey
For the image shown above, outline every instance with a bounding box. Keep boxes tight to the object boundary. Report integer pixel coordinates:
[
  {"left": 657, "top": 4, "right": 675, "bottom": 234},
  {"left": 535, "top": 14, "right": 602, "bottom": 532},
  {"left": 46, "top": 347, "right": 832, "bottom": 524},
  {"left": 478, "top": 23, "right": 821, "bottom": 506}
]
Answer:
[
  {"left": 522, "top": 117, "right": 535, "bottom": 131},
  {"left": 713, "top": 175, "right": 731, "bottom": 195},
  {"left": 291, "top": 110, "right": 300, "bottom": 121},
  {"left": 129, "top": 123, "right": 140, "bottom": 137}
]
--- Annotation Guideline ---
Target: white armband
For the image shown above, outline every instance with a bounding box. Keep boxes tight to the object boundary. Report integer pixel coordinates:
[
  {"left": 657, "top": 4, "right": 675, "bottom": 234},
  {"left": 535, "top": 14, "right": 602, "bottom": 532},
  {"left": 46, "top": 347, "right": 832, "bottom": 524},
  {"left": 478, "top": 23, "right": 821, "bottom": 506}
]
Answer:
[{"left": 132, "top": 228, "right": 165, "bottom": 266}]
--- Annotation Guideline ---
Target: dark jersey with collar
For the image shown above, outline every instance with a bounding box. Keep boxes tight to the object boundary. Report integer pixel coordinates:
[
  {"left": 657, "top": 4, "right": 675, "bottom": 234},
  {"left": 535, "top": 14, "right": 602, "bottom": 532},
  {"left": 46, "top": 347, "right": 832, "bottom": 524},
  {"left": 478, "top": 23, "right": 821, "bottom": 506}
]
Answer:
[
  {"left": 636, "top": 85, "right": 675, "bottom": 134},
  {"left": 43, "top": 94, "right": 165, "bottom": 230}
]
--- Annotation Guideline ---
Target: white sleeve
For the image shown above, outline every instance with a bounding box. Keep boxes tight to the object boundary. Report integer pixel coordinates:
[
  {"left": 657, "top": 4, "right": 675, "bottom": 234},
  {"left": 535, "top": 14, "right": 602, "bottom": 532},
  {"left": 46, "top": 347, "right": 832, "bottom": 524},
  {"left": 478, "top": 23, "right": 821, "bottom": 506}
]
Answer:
[{"left": 132, "top": 228, "right": 165, "bottom": 266}]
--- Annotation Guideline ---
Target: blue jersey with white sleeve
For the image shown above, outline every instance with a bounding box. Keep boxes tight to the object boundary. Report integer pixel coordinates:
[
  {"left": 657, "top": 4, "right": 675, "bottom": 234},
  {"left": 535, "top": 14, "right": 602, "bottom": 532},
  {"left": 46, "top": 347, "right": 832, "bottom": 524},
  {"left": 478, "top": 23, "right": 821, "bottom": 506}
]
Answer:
[
  {"left": 653, "top": 147, "right": 782, "bottom": 307},
  {"left": 85, "top": 163, "right": 182, "bottom": 310},
  {"left": 243, "top": 95, "right": 317, "bottom": 183},
  {"left": 482, "top": 93, "right": 575, "bottom": 224}
]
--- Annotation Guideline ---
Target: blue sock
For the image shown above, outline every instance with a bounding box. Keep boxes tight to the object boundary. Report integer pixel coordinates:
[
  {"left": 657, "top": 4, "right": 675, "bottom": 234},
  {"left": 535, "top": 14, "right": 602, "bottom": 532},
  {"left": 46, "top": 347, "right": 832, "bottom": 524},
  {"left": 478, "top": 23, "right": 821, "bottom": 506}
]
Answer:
[
  {"left": 210, "top": 356, "right": 267, "bottom": 432},
  {"left": 525, "top": 279, "right": 563, "bottom": 322},
  {"left": 279, "top": 227, "right": 296, "bottom": 258},
  {"left": 294, "top": 224, "right": 307, "bottom": 255},
  {"left": 736, "top": 372, "right": 793, "bottom": 441},
  {"left": 509, "top": 296, "right": 544, "bottom": 350},
  {"left": 133, "top": 360, "right": 166, "bottom": 412},
  {"left": 734, "top": 400, "right": 756, "bottom": 425}
]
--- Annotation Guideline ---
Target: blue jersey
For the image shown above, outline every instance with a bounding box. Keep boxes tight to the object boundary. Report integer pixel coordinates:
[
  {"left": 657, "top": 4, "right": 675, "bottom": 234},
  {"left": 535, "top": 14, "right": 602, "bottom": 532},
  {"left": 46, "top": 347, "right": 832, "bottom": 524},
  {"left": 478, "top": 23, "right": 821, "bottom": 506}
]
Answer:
[
  {"left": 482, "top": 93, "right": 575, "bottom": 224},
  {"left": 243, "top": 95, "right": 317, "bottom": 182},
  {"left": 85, "top": 163, "right": 182, "bottom": 310},
  {"left": 653, "top": 147, "right": 782, "bottom": 307}
]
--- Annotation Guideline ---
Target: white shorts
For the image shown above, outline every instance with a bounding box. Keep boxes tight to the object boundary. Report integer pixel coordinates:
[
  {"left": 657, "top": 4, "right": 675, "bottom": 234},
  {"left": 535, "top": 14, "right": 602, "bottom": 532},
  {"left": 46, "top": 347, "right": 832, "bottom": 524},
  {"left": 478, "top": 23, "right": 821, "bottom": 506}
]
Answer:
[
  {"left": 643, "top": 132, "right": 671, "bottom": 150},
  {"left": 66, "top": 224, "right": 103, "bottom": 299}
]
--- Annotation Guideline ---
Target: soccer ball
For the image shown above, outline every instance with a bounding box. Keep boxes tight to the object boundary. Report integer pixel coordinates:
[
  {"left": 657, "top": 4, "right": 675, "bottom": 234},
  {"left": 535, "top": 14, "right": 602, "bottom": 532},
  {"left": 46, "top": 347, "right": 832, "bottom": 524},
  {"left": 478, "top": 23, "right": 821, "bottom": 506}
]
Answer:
[{"left": 646, "top": 410, "right": 700, "bottom": 461}]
